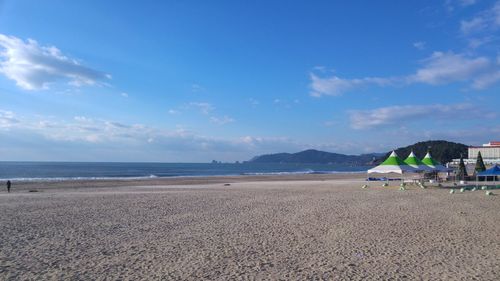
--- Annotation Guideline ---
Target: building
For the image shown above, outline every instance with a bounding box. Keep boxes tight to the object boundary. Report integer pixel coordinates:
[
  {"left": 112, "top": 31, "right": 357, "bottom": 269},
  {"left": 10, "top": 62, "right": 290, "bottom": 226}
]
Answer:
[
  {"left": 450, "top": 141, "right": 500, "bottom": 166},
  {"left": 468, "top": 141, "right": 500, "bottom": 160}
]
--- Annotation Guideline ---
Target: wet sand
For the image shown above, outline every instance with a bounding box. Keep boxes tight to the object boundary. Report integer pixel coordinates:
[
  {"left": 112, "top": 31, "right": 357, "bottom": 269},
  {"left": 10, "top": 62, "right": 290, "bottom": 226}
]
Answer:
[{"left": 0, "top": 175, "right": 499, "bottom": 280}]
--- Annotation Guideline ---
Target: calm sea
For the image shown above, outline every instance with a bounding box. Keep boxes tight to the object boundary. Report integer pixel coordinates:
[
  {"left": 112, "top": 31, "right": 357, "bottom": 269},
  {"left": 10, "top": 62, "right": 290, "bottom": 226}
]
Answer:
[{"left": 0, "top": 162, "right": 370, "bottom": 181}]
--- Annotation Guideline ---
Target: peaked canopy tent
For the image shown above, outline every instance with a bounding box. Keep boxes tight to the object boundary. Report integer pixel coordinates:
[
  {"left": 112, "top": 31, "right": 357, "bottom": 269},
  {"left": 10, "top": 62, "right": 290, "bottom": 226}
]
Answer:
[
  {"left": 404, "top": 151, "right": 434, "bottom": 172},
  {"left": 368, "top": 151, "right": 419, "bottom": 174},
  {"left": 421, "top": 152, "right": 451, "bottom": 172},
  {"left": 476, "top": 165, "right": 500, "bottom": 187},
  {"left": 477, "top": 164, "right": 500, "bottom": 177}
]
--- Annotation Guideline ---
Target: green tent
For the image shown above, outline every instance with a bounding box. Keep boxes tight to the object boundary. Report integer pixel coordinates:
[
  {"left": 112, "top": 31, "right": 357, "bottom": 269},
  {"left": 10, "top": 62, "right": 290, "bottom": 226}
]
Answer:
[
  {"left": 368, "top": 151, "right": 418, "bottom": 174},
  {"left": 404, "top": 151, "right": 433, "bottom": 172},
  {"left": 421, "top": 152, "right": 450, "bottom": 172}
]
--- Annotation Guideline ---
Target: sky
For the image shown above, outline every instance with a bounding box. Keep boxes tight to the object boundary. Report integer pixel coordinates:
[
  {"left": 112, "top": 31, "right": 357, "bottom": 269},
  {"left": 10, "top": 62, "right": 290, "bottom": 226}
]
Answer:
[{"left": 0, "top": 0, "right": 499, "bottom": 162}]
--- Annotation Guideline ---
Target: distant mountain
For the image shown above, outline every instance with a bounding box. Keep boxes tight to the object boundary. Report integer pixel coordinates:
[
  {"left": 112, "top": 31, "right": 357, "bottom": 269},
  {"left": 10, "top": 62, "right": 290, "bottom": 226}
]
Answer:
[
  {"left": 249, "top": 149, "right": 383, "bottom": 165},
  {"left": 248, "top": 140, "right": 468, "bottom": 165},
  {"left": 379, "top": 140, "right": 468, "bottom": 164}
]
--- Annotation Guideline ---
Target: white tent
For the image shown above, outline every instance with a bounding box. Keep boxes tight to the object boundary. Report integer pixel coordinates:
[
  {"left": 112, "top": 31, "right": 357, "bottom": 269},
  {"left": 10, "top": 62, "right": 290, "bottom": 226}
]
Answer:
[
  {"left": 404, "top": 151, "right": 434, "bottom": 172},
  {"left": 421, "top": 152, "right": 451, "bottom": 172},
  {"left": 368, "top": 151, "right": 419, "bottom": 174}
]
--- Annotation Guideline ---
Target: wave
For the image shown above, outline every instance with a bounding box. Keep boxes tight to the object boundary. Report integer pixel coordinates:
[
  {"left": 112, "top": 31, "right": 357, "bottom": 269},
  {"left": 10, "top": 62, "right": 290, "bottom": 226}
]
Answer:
[
  {"left": 241, "top": 170, "right": 365, "bottom": 176},
  {"left": 1, "top": 175, "right": 164, "bottom": 182},
  {"left": 1, "top": 169, "right": 367, "bottom": 182}
]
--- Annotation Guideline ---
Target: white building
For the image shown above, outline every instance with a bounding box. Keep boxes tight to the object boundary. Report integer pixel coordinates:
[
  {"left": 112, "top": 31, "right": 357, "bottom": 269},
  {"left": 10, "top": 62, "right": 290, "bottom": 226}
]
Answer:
[{"left": 450, "top": 141, "right": 500, "bottom": 166}]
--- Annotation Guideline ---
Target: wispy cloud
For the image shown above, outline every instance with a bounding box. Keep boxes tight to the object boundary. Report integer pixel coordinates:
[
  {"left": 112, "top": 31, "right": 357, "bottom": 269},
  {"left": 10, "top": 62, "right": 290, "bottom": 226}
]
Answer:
[
  {"left": 0, "top": 110, "right": 19, "bottom": 128},
  {"left": 1, "top": 109, "right": 497, "bottom": 161},
  {"left": 467, "top": 36, "right": 494, "bottom": 49},
  {"left": 310, "top": 2, "right": 500, "bottom": 98},
  {"left": 460, "top": 0, "right": 477, "bottom": 6},
  {"left": 188, "top": 102, "right": 214, "bottom": 114},
  {"left": 410, "top": 51, "right": 490, "bottom": 85},
  {"left": 169, "top": 102, "right": 234, "bottom": 125},
  {"left": 309, "top": 73, "right": 394, "bottom": 97},
  {"left": 191, "top": 83, "right": 205, "bottom": 93},
  {"left": 349, "top": 103, "right": 491, "bottom": 129},
  {"left": 461, "top": 17, "right": 488, "bottom": 34},
  {"left": 0, "top": 110, "right": 323, "bottom": 161},
  {"left": 248, "top": 98, "right": 259, "bottom": 107},
  {"left": 413, "top": 41, "right": 426, "bottom": 50},
  {"left": 0, "top": 34, "right": 111, "bottom": 90},
  {"left": 445, "top": 0, "right": 478, "bottom": 13},
  {"left": 460, "top": 1, "right": 500, "bottom": 35},
  {"left": 471, "top": 70, "right": 500, "bottom": 89},
  {"left": 210, "top": 116, "right": 235, "bottom": 125},
  {"left": 272, "top": 98, "right": 300, "bottom": 108},
  {"left": 310, "top": 51, "right": 497, "bottom": 97}
]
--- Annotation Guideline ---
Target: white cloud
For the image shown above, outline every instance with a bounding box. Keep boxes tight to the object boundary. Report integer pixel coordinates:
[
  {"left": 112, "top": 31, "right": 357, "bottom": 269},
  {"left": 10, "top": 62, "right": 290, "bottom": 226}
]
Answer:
[
  {"left": 248, "top": 98, "right": 259, "bottom": 106},
  {"left": 74, "top": 116, "right": 92, "bottom": 122},
  {"left": 168, "top": 109, "right": 180, "bottom": 115},
  {"left": 271, "top": 98, "right": 301, "bottom": 108},
  {"left": 189, "top": 102, "right": 214, "bottom": 114},
  {"left": 413, "top": 41, "right": 426, "bottom": 50},
  {"left": 309, "top": 73, "right": 393, "bottom": 97},
  {"left": 472, "top": 70, "right": 500, "bottom": 89},
  {"left": 444, "top": 0, "right": 477, "bottom": 13},
  {"left": 210, "top": 115, "right": 235, "bottom": 125},
  {"left": 349, "top": 103, "right": 487, "bottom": 129},
  {"left": 191, "top": 83, "right": 204, "bottom": 92},
  {"left": 0, "top": 34, "right": 110, "bottom": 90},
  {"left": 410, "top": 51, "right": 490, "bottom": 84},
  {"left": 467, "top": 36, "right": 494, "bottom": 49},
  {"left": 0, "top": 110, "right": 325, "bottom": 161},
  {"left": 1, "top": 109, "right": 498, "bottom": 161},
  {"left": 0, "top": 110, "right": 19, "bottom": 128},
  {"left": 461, "top": 17, "right": 487, "bottom": 34},
  {"left": 460, "top": 1, "right": 500, "bottom": 35},
  {"left": 310, "top": 3, "right": 500, "bottom": 97},
  {"left": 310, "top": 51, "right": 496, "bottom": 96},
  {"left": 121, "top": 92, "right": 129, "bottom": 98}
]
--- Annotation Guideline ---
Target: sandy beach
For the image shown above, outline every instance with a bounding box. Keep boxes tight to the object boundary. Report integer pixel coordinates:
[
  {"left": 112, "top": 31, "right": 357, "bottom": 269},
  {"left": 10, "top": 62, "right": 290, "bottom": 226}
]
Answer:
[{"left": 1, "top": 174, "right": 499, "bottom": 280}]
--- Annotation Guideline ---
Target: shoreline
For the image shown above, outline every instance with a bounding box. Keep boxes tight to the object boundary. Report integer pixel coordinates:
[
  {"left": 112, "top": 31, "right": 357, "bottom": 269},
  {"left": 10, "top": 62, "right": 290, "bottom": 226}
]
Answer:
[
  {"left": 5, "top": 173, "right": 368, "bottom": 192},
  {"left": 1, "top": 170, "right": 367, "bottom": 183}
]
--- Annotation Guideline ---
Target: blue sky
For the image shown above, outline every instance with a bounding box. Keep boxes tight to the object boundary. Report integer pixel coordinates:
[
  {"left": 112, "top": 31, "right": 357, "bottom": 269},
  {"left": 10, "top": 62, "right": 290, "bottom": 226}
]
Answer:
[{"left": 0, "top": 0, "right": 499, "bottom": 162}]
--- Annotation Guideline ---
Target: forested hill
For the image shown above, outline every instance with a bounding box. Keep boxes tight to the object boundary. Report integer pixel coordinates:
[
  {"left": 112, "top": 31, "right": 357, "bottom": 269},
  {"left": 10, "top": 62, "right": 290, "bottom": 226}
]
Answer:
[
  {"left": 249, "top": 149, "right": 383, "bottom": 165},
  {"left": 382, "top": 140, "right": 468, "bottom": 164},
  {"left": 248, "top": 140, "right": 468, "bottom": 165}
]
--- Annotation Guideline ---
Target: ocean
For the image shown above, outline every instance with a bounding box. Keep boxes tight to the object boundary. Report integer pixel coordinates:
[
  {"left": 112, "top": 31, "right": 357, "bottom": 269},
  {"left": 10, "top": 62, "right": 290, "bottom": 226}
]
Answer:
[{"left": 0, "top": 162, "right": 370, "bottom": 181}]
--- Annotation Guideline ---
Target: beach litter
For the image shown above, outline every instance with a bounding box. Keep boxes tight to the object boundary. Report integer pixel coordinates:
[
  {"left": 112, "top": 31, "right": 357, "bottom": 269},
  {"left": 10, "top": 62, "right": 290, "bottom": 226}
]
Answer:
[
  {"left": 481, "top": 186, "right": 488, "bottom": 190},
  {"left": 450, "top": 189, "right": 455, "bottom": 194},
  {"left": 382, "top": 183, "right": 388, "bottom": 187},
  {"left": 471, "top": 187, "right": 477, "bottom": 191},
  {"left": 460, "top": 188, "right": 465, "bottom": 193},
  {"left": 486, "top": 191, "right": 493, "bottom": 196},
  {"left": 362, "top": 184, "right": 368, "bottom": 189}
]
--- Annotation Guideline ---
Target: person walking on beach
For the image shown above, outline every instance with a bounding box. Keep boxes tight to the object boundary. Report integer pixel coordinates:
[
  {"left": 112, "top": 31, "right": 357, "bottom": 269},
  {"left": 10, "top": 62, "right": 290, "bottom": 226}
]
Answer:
[{"left": 6, "top": 180, "right": 11, "bottom": 193}]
